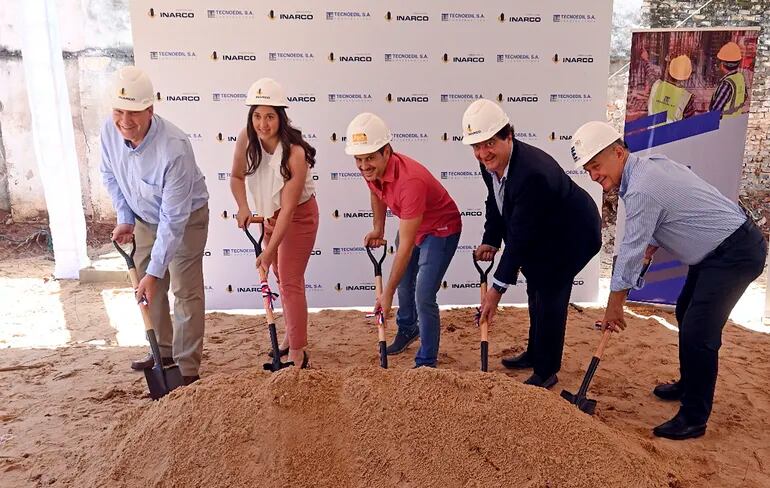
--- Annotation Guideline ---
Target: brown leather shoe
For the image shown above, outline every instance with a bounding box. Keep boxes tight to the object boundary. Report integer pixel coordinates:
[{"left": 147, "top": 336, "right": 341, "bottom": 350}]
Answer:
[
  {"left": 130, "top": 353, "right": 175, "bottom": 371},
  {"left": 182, "top": 375, "right": 200, "bottom": 386}
]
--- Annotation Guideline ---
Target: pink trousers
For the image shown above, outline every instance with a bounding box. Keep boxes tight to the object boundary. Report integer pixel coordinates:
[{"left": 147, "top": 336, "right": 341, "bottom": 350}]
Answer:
[{"left": 264, "top": 196, "right": 319, "bottom": 349}]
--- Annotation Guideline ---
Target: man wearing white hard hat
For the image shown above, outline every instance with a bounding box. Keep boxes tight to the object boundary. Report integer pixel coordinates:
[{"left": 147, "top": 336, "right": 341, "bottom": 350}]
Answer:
[
  {"left": 648, "top": 54, "right": 695, "bottom": 123},
  {"left": 345, "top": 113, "right": 462, "bottom": 368},
  {"left": 463, "top": 99, "right": 601, "bottom": 389},
  {"left": 101, "top": 66, "right": 209, "bottom": 384},
  {"left": 230, "top": 78, "right": 319, "bottom": 368},
  {"left": 571, "top": 120, "right": 766, "bottom": 439},
  {"left": 709, "top": 41, "right": 748, "bottom": 118}
]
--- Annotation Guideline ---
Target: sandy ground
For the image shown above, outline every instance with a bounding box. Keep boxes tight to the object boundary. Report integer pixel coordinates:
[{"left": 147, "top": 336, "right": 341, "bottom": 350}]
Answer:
[{"left": 1, "top": 254, "right": 769, "bottom": 487}]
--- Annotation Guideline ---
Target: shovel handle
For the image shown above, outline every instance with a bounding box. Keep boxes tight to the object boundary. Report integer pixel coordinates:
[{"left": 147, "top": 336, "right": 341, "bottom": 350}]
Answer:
[
  {"left": 594, "top": 328, "right": 612, "bottom": 360},
  {"left": 114, "top": 239, "right": 155, "bottom": 333},
  {"left": 244, "top": 218, "right": 265, "bottom": 256},
  {"left": 479, "top": 281, "right": 488, "bottom": 342},
  {"left": 374, "top": 275, "right": 388, "bottom": 369}
]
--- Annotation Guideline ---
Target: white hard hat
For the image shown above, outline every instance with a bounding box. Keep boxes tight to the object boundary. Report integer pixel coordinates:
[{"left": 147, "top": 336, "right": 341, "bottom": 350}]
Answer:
[
  {"left": 461, "top": 99, "right": 510, "bottom": 145},
  {"left": 111, "top": 66, "right": 154, "bottom": 111},
  {"left": 344, "top": 112, "right": 393, "bottom": 156},
  {"left": 245, "top": 78, "right": 288, "bottom": 107},
  {"left": 570, "top": 121, "right": 622, "bottom": 169}
]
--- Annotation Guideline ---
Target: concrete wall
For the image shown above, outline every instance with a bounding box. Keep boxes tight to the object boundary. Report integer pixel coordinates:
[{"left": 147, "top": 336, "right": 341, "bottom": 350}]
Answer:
[{"left": 0, "top": 0, "right": 132, "bottom": 220}]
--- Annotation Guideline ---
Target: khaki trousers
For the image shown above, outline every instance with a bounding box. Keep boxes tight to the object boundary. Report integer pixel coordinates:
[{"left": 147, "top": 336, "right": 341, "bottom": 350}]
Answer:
[{"left": 134, "top": 204, "right": 209, "bottom": 375}]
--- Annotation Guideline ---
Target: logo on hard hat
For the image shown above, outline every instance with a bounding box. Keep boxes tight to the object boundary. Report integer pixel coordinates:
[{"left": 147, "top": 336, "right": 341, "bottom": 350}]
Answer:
[
  {"left": 570, "top": 145, "right": 579, "bottom": 162},
  {"left": 351, "top": 133, "right": 368, "bottom": 143},
  {"left": 120, "top": 88, "right": 126, "bottom": 95}
]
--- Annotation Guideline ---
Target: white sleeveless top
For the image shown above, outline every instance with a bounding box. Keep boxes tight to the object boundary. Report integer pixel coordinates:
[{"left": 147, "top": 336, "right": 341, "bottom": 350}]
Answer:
[{"left": 246, "top": 141, "right": 315, "bottom": 218}]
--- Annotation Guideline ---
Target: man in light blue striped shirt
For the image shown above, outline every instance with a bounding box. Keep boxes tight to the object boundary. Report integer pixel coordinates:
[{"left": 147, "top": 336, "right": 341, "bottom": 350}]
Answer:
[
  {"left": 571, "top": 121, "right": 766, "bottom": 440},
  {"left": 101, "top": 67, "right": 209, "bottom": 384}
]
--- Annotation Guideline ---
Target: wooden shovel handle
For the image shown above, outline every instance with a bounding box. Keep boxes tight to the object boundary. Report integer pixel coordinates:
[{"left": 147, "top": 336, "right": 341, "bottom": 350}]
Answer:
[
  {"left": 594, "top": 328, "right": 612, "bottom": 360},
  {"left": 127, "top": 268, "right": 154, "bottom": 333},
  {"left": 479, "top": 282, "right": 488, "bottom": 341},
  {"left": 374, "top": 276, "right": 387, "bottom": 342}
]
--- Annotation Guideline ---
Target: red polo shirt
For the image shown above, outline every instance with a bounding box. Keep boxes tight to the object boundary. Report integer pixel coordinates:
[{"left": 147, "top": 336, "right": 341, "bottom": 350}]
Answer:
[{"left": 367, "top": 152, "right": 462, "bottom": 244}]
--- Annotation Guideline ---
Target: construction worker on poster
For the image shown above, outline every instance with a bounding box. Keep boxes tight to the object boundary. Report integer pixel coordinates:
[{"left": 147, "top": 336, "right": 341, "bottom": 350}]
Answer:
[
  {"left": 648, "top": 54, "right": 696, "bottom": 123},
  {"left": 465, "top": 99, "right": 601, "bottom": 389},
  {"left": 571, "top": 120, "right": 766, "bottom": 440},
  {"left": 709, "top": 41, "right": 748, "bottom": 118},
  {"left": 345, "top": 113, "right": 462, "bottom": 368}
]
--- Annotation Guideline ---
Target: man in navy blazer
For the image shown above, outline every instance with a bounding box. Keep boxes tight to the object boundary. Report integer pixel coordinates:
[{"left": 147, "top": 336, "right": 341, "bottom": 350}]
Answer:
[{"left": 462, "top": 99, "right": 601, "bottom": 388}]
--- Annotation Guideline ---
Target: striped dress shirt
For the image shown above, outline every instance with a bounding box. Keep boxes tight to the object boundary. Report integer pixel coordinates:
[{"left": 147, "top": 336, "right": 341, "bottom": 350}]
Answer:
[{"left": 611, "top": 154, "right": 746, "bottom": 292}]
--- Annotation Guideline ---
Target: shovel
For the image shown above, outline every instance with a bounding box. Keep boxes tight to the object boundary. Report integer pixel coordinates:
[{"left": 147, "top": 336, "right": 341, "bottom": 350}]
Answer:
[
  {"left": 562, "top": 257, "right": 653, "bottom": 413},
  {"left": 113, "top": 238, "right": 183, "bottom": 400},
  {"left": 560, "top": 328, "right": 611, "bottom": 415},
  {"left": 366, "top": 244, "right": 388, "bottom": 369},
  {"left": 243, "top": 216, "right": 294, "bottom": 372},
  {"left": 472, "top": 253, "right": 495, "bottom": 372}
]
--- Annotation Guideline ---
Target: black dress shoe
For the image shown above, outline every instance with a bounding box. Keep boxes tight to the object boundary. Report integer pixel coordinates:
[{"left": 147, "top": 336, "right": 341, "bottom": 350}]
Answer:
[
  {"left": 501, "top": 350, "right": 533, "bottom": 369},
  {"left": 130, "top": 353, "right": 175, "bottom": 371},
  {"left": 653, "top": 380, "right": 683, "bottom": 401},
  {"left": 182, "top": 375, "right": 200, "bottom": 386},
  {"left": 300, "top": 351, "right": 309, "bottom": 369},
  {"left": 268, "top": 346, "right": 290, "bottom": 359},
  {"left": 524, "top": 373, "right": 558, "bottom": 389},
  {"left": 386, "top": 328, "right": 419, "bottom": 355},
  {"left": 653, "top": 412, "right": 706, "bottom": 440}
]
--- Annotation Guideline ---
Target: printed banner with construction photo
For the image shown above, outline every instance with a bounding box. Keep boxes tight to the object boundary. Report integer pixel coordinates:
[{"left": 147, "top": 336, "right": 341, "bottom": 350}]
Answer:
[{"left": 617, "top": 27, "right": 760, "bottom": 304}]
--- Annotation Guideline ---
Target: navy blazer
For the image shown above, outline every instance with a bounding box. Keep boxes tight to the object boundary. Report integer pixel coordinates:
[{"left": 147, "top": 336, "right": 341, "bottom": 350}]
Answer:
[{"left": 480, "top": 139, "right": 602, "bottom": 286}]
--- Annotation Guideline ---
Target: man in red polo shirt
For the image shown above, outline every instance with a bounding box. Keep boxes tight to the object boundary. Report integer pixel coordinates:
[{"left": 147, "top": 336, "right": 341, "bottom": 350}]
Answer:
[{"left": 345, "top": 112, "right": 462, "bottom": 367}]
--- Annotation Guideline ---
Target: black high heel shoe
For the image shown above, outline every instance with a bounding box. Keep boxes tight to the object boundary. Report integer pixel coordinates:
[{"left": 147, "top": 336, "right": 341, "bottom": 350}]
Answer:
[{"left": 300, "top": 351, "right": 309, "bottom": 369}]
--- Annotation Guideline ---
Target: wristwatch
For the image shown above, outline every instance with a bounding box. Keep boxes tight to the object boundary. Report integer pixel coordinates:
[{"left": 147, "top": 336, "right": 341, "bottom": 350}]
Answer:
[{"left": 491, "top": 282, "right": 507, "bottom": 294}]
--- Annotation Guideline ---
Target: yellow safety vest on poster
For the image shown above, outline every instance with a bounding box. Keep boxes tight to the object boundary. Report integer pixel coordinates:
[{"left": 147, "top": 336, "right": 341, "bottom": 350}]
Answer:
[
  {"left": 648, "top": 80, "right": 692, "bottom": 123},
  {"left": 721, "top": 72, "right": 746, "bottom": 118}
]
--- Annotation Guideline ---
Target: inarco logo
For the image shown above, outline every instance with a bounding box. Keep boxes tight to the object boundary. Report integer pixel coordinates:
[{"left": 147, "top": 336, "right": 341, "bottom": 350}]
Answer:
[
  {"left": 501, "top": 94, "right": 539, "bottom": 103},
  {"left": 216, "top": 133, "right": 238, "bottom": 142},
  {"left": 222, "top": 54, "right": 257, "bottom": 61},
  {"left": 161, "top": 93, "right": 201, "bottom": 102},
  {"left": 332, "top": 209, "right": 340, "bottom": 219},
  {"left": 548, "top": 132, "right": 572, "bottom": 141},
  {"left": 562, "top": 56, "right": 594, "bottom": 63},
  {"left": 226, "top": 284, "right": 233, "bottom": 293},
  {"left": 503, "top": 14, "right": 542, "bottom": 23},
  {"left": 461, "top": 210, "right": 483, "bottom": 217},
  {"left": 573, "top": 280, "right": 585, "bottom": 286},
  {"left": 450, "top": 282, "right": 481, "bottom": 289},
  {"left": 287, "top": 95, "right": 316, "bottom": 102},
  {"left": 552, "top": 53, "right": 559, "bottom": 63},
  {"left": 387, "top": 93, "right": 429, "bottom": 103},
  {"left": 441, "top": 281, "right": 448, "bottom": 289},
  {"left": 388, "top": 13, "right": 429, "bottom": 22},
  {"left": 330, "top": 132, "right": 346, "bottom": 142},
  {"left": 270, "top": 10, "right": 314, "bottom": 20},
  {"left": 337, "top": 283, "right": 377, "bottom": 291},
  {"left": 149, "top": 9, "right": 194, "bottom": 19},
  {"left": 310, "top": 249, "right": 322, "bottom": 256}
]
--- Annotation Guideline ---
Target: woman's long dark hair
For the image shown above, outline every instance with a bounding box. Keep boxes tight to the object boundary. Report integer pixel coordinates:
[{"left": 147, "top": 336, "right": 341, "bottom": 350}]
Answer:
[{"left": 244, "top": 105, "right": 316, "bottom": 180}]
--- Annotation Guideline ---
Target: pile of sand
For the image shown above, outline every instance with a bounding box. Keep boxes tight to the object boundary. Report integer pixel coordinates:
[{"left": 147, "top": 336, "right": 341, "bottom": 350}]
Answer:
[{"left": 72, "top": 367, "right": 682, "bottom": 487}]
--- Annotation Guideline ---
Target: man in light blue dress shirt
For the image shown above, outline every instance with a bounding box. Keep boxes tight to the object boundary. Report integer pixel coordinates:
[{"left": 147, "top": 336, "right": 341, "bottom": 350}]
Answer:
[
  {"left": 101, "top": 66, "right": 209, "bottom": 385},
  {"left": 571, "top": 121, "right": 766, "bottom": 440}
]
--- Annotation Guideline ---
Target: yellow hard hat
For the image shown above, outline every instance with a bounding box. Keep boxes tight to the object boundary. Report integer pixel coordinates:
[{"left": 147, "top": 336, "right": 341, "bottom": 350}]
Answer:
[
  {"left": 717, "top": 42, "right": 742, "bottom": 62},
  {"left": 668, "top": 55, "right": 692, "bottom": 81}
]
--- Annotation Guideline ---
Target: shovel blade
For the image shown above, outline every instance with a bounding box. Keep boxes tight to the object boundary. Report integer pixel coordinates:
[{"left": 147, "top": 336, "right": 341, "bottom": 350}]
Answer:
[
  {"left": 560, "top": 389, "right": 597, "bottom": 415},
  {"left": 263, "top": 359, "right": 294, "bottom": 372},
  {"left": 560, "top": 389, "right": 577, "bottom": 403},
  {"left": 144, "top": 364, "right": 183, "bottom": 400}
]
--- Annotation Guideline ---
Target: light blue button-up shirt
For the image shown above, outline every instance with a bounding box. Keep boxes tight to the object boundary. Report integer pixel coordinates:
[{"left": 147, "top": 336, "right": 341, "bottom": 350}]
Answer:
[
  {"left": 611, "top": 153, "right": 746, "bottom": 292},
  {"left": 100, "top": 115, "right": 208, "bottom": 278}
]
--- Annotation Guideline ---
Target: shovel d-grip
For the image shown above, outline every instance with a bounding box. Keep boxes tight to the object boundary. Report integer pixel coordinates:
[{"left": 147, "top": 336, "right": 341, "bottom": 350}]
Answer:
[{"left": 244, "top": 217, "right": 293, "bottom": 372}]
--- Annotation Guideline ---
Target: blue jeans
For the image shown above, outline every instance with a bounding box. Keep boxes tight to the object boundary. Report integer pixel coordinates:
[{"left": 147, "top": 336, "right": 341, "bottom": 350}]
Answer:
[{"left": 395, "top": 232, "right": 460, "bottom": 366}]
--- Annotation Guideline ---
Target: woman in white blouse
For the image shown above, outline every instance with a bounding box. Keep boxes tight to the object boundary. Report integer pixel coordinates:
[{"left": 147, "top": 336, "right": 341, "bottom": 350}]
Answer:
[{"left": 230, "top": 78, "right": 319, "bottom": 368}]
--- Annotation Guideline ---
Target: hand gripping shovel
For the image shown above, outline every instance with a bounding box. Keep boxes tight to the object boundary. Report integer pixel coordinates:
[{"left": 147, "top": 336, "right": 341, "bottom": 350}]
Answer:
[
  {"left": 366, "top": 244, "right": 388, "bottom": 369},
  {"left": 113, "top": 239, "right": 183, "bottom": 400},
  {"left": 243, "top": 217, "right": 294, "bottom": 372},
  {"left": 473, "top": 253, "right": 495, "bottom": 372},
  {"left": 560, "top": 328, "right": 611, "bottom": 415}
]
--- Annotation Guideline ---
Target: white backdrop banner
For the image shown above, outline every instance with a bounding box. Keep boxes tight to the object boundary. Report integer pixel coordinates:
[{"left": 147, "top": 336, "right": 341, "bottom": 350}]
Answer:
[{"left": 128, "top": 0, "right": 613, "bottom": 309}]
